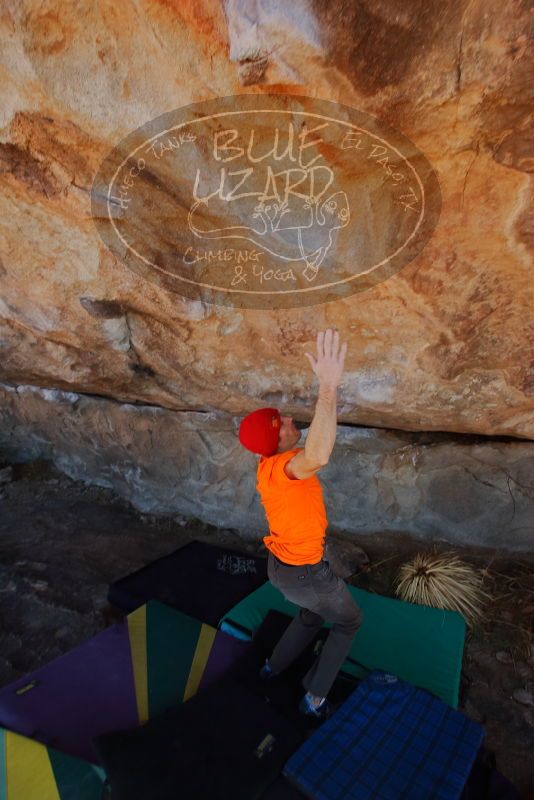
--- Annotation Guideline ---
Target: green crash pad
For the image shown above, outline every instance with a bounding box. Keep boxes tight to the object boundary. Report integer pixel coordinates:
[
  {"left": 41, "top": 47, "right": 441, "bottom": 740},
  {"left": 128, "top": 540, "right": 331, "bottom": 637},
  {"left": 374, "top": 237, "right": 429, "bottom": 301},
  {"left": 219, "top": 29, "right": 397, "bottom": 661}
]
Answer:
[
  {"left": 0, "top": 725, "right": 105, "bottom": 800},
  {"left": 127, "top": 600, "right": 249, "bottom": 722},
  {"left": 219, "top": 582, "right": 465, "bottom": 708}
]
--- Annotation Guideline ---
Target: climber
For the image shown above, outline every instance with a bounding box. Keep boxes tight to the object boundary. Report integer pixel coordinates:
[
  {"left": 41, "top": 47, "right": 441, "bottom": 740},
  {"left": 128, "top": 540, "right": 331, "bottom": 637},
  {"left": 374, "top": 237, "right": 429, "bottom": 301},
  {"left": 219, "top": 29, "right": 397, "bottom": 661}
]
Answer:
[{"left": 238, "top": 328, "right": 363, "bottom": 720}]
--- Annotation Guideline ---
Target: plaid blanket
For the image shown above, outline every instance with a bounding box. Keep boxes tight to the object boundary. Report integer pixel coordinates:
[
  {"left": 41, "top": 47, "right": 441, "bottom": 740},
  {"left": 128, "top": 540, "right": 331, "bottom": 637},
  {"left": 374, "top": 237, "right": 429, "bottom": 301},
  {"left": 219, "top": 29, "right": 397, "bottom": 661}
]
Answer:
[{"left": 284, "top": 671, "right": 484, "bottom": 800}]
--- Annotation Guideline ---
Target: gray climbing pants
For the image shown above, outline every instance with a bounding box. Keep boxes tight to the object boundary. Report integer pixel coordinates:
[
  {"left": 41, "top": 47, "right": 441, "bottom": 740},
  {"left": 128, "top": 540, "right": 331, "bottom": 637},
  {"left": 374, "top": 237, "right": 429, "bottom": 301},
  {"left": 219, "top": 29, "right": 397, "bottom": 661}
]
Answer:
[{"left": 267, "top": 551, "right": 363, "bottom": 699}]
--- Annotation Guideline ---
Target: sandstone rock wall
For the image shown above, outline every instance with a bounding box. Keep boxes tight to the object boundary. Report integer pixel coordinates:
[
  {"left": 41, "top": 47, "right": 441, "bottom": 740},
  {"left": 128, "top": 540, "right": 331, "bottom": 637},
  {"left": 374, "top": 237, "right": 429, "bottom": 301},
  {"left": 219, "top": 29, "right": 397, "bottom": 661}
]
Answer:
[
  {"left": 1, "top": 383, "right": 532, "bottom": 551},
  {"left": 0, "top": 0, "right": 532, "bottom": 439}
]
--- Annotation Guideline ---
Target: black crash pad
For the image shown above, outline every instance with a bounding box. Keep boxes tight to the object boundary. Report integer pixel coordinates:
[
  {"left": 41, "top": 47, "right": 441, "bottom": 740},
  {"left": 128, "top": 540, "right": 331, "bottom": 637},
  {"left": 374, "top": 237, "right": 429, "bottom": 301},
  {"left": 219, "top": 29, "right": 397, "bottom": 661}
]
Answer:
[
  {"left": 108, "top": 539, "right": 267, "bottom": 627},
  {"left": 94, "top": 676, "right": 302, "bottom": 800}
]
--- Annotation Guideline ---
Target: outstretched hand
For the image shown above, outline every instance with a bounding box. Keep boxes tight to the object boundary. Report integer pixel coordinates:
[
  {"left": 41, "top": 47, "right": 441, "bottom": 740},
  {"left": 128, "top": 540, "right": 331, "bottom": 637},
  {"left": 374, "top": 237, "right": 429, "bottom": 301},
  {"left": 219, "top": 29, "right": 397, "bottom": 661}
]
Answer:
[{"left": 304, "top": 329, "right": 348, "bottom": 389}]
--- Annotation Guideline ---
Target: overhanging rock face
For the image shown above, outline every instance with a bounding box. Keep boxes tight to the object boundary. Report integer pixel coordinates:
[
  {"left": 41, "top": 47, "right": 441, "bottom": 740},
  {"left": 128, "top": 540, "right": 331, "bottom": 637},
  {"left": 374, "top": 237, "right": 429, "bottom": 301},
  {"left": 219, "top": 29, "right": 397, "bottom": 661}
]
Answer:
[
  {"left": 0, "top": 0, "right": 532, "bottom": 439},
  {"left": 1, "top": 384, "right": 532, "bottom": 552}
]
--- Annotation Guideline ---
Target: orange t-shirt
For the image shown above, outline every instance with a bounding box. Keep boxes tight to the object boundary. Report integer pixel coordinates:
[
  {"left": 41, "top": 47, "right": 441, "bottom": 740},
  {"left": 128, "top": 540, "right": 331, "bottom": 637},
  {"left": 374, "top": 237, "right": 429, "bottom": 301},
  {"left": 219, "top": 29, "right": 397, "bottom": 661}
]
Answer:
[{"left": 256, "top": 447, "right": 327, "bottom": 565}]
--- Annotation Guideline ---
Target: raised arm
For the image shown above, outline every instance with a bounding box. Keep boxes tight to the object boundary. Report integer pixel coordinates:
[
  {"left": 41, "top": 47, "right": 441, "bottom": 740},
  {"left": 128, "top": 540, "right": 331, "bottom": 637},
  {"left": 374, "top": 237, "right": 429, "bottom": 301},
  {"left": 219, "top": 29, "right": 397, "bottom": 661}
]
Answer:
[{"left": 285, "top": 329, "right": 348, "bottom": 480}]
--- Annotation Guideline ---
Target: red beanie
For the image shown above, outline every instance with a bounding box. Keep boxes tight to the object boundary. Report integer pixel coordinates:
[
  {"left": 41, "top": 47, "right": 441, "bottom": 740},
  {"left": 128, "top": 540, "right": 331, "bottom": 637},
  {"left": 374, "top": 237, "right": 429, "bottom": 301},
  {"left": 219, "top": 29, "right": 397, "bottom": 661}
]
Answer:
[{"left": 239, "top": 407, "right": 281, "bottom": 457}]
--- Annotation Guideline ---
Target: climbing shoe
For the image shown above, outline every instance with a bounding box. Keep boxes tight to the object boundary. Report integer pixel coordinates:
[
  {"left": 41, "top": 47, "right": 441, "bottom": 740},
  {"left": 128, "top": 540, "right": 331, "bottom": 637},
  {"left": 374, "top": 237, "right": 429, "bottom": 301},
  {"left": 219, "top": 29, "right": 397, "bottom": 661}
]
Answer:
[
  {"left": 259, "top": 658, "right": 276, "bottom": 680},
  {"left": 298, "top": 692, "right": 332, "bottom": 721}
]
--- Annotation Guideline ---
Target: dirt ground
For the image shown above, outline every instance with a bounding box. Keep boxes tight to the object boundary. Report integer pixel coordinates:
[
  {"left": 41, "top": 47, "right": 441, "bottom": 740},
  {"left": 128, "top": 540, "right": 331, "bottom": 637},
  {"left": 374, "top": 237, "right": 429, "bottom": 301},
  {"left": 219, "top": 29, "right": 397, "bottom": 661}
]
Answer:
[{"left": 0, "top": 458, "right": 533, "bottom": 798}]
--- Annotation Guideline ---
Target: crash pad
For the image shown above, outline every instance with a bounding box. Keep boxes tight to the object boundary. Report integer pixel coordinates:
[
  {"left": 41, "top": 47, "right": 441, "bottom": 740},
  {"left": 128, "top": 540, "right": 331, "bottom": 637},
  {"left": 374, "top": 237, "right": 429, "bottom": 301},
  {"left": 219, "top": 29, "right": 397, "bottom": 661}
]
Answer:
[
  {"left": 0, "top": 725, "right": 104, "bottom": 800},
  {"left": 108, "top": 540, "right": 267, "bottom": 626},
  {"left": 0, "top": 601, "right": 249, "bottom": 764},
  {"left": 229, "top": 609, "right": 360, "bottom": 733},
  {"left": 219, "top": 581, "right": 465, "bottom": 707},
  {"left": 283, "top": 670, "right": 484, "bottom": 800},
  {"left": 94, "top": 676, "right": 302, "bottom": 800}
]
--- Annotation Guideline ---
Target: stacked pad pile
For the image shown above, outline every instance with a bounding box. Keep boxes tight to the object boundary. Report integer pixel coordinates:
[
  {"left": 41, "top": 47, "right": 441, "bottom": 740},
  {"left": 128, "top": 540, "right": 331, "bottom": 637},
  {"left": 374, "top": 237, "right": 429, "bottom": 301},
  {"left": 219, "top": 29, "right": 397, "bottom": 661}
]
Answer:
[
  {"left": 0, "top": 541, "right": 520, "bottom": 799},
  {"left": 0, "top": 541, "right": 264, "bottom": 798}
]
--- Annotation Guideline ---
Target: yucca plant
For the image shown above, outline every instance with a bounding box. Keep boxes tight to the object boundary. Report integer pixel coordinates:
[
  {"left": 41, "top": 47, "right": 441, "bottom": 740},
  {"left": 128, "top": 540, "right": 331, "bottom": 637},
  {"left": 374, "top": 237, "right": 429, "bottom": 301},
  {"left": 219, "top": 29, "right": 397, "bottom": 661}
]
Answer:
[{"left": 394, "top": 551, "right": 490, "bottom": 627}]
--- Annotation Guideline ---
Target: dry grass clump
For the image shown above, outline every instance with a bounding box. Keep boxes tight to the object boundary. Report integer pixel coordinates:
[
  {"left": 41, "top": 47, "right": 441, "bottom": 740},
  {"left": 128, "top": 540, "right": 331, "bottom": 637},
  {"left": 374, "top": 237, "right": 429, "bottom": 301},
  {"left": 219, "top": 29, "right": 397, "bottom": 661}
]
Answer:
[{"left": 394, "top": 551, "right": 490, "bottom": 626}]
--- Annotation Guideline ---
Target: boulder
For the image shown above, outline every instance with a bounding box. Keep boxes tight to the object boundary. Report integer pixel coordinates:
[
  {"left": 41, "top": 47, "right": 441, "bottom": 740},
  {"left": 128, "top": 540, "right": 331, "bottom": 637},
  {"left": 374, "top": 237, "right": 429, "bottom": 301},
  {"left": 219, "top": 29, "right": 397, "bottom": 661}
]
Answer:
[
  {"left": 0, "top": 0, "right": 532, "bottom": 439},
  {"left": 1, "top": 382, "right": 532, "bottom": 551}
]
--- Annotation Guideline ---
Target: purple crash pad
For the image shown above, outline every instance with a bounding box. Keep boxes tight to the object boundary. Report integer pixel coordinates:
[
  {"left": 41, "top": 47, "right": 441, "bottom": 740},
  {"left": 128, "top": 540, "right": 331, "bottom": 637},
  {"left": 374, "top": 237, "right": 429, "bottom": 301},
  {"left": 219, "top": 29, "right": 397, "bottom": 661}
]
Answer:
[
  {"left": 0, "top": 602, "right": 251, "bottom": 766},
  {"left": 197, "top": 629, "right": 250, "bottom": 693},
  {"left": 0, "top": 622, "right": 137, "bottom": 764}
]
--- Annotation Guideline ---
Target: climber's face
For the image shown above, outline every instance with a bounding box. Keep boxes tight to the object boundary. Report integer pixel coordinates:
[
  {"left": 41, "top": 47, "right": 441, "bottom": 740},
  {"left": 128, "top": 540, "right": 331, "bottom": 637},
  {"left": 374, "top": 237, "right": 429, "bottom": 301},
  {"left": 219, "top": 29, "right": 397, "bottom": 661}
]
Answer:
[{"left": 277, "top": 415, "right": 301, "bottom": 453}]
